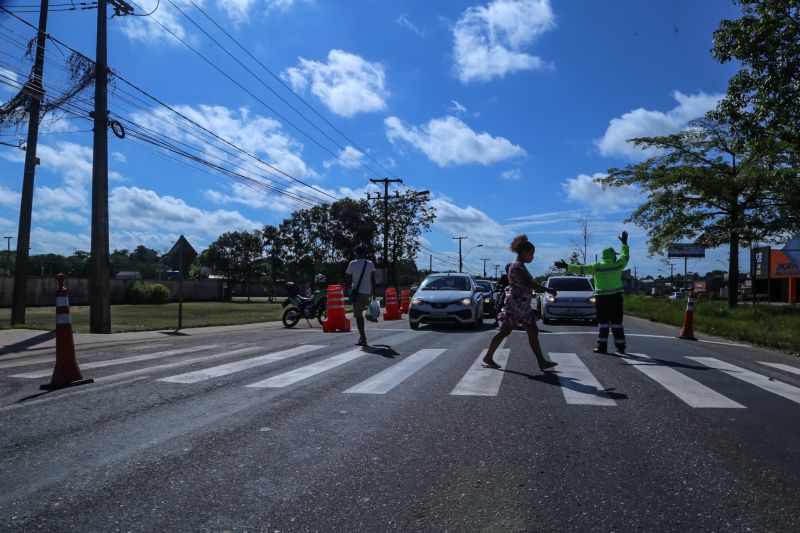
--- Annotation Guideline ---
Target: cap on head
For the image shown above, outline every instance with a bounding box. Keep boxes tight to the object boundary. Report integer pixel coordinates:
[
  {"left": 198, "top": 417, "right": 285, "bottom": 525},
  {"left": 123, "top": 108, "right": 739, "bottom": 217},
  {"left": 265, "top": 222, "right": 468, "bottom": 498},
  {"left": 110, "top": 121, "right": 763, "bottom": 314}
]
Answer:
[{"left": 602, "top": 247, "right": 618, "bottom": 262}]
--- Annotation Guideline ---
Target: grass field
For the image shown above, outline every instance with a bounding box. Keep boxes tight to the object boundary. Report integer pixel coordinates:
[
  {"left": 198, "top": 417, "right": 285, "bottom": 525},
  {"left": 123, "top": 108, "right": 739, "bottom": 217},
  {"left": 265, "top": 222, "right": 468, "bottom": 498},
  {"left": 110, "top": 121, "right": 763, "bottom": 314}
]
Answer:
[
  {"left": 0, "top": 301, "right": 290, "bottom": 333},
  {"left": 624, "top": 295, "right": 800, "bottom": 354}
]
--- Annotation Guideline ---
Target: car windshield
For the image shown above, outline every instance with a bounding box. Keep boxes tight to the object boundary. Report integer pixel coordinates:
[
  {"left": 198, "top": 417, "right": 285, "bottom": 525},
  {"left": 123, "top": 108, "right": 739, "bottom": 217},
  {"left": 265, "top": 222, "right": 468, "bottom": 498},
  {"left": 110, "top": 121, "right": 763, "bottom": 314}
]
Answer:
[
  {"left": 547, "top": 278, "right": 594, "bottom": 291},
  {"left": 475, "top": 281, "right": 493, "bottom": 292},
  {"left": 419, "top": 276, "right": 471, "bottom": 291}
]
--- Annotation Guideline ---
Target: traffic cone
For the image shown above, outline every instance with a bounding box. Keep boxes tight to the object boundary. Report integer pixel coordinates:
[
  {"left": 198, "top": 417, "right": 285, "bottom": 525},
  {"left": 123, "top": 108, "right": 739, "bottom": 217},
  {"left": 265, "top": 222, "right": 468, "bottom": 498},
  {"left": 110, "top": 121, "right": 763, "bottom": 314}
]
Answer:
[
  {"left": 399, "top": 289, "right": 410, "bottom": 315},
  {"left": 678, "top": 291, "right": 698, "bottom": 341},
  {"left": 383, "top": 288, "right": 401, "bottom": 321},
  {"left": 40, "top": 274, "right": 94, "bottom": 391},
  {"left": 323, "top": 285, "right": 351, "bottom": 332}
]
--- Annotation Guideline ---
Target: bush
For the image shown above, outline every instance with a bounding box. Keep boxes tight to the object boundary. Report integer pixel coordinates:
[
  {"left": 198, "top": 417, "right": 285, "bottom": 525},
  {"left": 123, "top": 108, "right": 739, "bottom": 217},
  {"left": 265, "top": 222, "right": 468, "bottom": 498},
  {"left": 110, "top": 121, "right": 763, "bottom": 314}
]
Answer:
[{"left": 127, "top": 281, "right": 171, "bottom": 304}]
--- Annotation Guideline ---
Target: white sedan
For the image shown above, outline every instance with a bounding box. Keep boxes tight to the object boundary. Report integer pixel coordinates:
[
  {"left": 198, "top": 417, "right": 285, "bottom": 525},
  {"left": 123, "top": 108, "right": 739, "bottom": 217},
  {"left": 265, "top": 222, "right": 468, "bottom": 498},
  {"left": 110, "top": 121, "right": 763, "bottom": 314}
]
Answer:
[
  {"left": 539, "top": 276, "right": 596, "bottom": 324},
  {"left": 408, "top": 273, "right": 484, "bottom": 330}
]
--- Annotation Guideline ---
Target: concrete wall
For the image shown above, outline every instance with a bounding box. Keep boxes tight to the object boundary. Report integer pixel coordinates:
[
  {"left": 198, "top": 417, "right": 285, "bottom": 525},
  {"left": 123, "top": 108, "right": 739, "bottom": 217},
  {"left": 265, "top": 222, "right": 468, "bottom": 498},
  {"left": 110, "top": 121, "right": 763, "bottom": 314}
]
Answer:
[{"left": 0, "top": 276, "right": 225, "bottom": 307}]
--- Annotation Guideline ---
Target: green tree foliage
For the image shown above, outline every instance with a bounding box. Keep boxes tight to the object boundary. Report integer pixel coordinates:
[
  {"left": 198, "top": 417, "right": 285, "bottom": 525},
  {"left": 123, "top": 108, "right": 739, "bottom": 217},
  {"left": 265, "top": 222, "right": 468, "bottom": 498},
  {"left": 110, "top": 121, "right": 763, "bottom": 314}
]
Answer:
[
  {"left": 601, "top": 114, "right": 795, "bottom": 307},
  {"left": 200, "top": 231, "right": 264, "bottom": 284},
  {"left": 385, "top": 192, "right": 436, "bottom": 285},
  {"left": 127, "top": 281, "right": 171, "bottom": 305}
]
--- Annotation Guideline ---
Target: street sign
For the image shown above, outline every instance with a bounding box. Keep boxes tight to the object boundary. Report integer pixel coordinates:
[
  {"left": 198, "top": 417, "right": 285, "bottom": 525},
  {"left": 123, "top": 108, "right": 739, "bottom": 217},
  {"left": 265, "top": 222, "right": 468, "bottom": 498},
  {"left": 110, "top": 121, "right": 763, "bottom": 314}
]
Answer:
[
  {"left": 667, "top": 243, "right": 705, "bottom": 258},
  {"left": 165, "top": 235, "right": 198, "bottom": 330},
  {"left": 751, "top": 246, "right": 771, "bottom": 279}
]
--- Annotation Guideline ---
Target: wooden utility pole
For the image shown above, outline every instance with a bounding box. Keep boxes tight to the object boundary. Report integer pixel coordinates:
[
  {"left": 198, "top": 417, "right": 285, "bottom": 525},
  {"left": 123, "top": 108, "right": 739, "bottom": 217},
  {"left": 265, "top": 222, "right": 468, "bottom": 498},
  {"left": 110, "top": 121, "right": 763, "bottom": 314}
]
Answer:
[
  {"left": 368, "top": 178, "right": 402, "bottom": 288},
  {"left": 10, "top": 0, "right": 48, "bottom": 326},
  {"left": 89, "top": 0, "right": 111, "bottom": 333},
  {"left": 494, "top": 264, "right": 501, "bottom": 279},
  {"left": 480, "top": 258, "right": 489, "bottom": 278},
  {"left": 453, "top": 236, "right": 466, "bottom": 273}
]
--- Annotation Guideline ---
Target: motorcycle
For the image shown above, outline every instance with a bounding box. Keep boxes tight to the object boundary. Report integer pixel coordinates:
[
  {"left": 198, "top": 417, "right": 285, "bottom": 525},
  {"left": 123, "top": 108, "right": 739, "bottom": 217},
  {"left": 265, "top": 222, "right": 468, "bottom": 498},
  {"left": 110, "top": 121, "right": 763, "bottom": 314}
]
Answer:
[{"left": 282, "top": 282, "right": 327, "bottom": 328}]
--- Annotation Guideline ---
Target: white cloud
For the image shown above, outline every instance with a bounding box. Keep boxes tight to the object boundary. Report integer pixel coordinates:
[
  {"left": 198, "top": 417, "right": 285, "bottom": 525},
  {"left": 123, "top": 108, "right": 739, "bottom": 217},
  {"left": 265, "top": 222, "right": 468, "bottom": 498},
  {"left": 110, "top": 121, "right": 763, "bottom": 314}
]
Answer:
[
  {"left": 283, "top": 49, "right": 389, "bottom": 117},
  {"left": 562, "top": 173, "right": 640, "bottom": 211},
  {"left": 265, "top": 0, "right": 303, "bottom": 11},
  {"left": 0, "top": 184, "right": 20, "bottom": 207},
  {"left": 385, "top": 115, "right": 525, "bottom": 167},
  {"left": 110, "top": 186, "right": 262, "bottom": 236},
  {"left": 131, "top": 103, "right": 318, "bottom": 183},
  {"left": 501, "top": 169, "right": 521, "bottom": 180},
  {"left": 449, "top": 100, "right": 468, "bottom": 114},
  {"left": 396, "top": 13, "right": 425, "bottom": 37},
  {"left": 453, "top": 0, "right": 555, "bottom": 83},
  {"left": 323, "top": 145, "right": 365, "bottom": 170},
  {"left": 596, "top": 91, "right": 723, "bottom": 160},
  {"left": 0, "top": 67, "right": 20, "bottom": 93},
  {"left": 119, "top": 0, "right": 193, "bottom": 45},
  {"left": 111, "top": 152, "right": 127, "bottom": 163},
  {"left": 217, "top": 0, "right": 258, "bottom": 22}
]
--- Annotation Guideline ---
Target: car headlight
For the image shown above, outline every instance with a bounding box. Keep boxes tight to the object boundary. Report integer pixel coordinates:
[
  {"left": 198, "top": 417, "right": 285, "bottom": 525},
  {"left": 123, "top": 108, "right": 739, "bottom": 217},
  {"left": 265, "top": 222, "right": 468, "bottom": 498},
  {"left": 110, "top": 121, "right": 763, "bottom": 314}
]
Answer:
[
  {"left": 546, "top": 294, "right": 556, "bottom": 302},
  {"left": 484, "top": 297, "right": 491, "bottom": 304},
  {"left": 588, "top": 296, "right": 596, "bottom": 303},
  {"left": 411, "top": 298, "right": 423, "bottom": 305},
  {"left": 460, "top": 298, "right": 472, "bottom": 306}
]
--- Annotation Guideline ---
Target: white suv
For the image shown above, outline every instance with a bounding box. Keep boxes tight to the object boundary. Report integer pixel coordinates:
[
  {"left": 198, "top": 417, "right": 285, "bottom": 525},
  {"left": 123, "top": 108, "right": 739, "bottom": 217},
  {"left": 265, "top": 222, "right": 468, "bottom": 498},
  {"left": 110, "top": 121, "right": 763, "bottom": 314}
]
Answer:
[{"left": 408, "top": 273, "right": 484, "bottom": 330}]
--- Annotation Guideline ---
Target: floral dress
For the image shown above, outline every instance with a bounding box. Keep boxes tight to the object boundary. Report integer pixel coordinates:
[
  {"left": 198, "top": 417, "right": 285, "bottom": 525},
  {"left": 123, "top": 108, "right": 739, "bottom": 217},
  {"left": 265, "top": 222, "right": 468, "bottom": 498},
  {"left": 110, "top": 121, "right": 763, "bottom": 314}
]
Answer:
[{"left": 497, "top": 260, "right": 539, "bottom": 327}]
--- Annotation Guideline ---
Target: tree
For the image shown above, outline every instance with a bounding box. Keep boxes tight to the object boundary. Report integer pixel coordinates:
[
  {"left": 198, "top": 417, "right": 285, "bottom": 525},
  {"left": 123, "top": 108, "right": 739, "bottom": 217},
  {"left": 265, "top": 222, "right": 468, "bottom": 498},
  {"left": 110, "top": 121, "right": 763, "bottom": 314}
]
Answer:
[
  {"left": 601, "top": 114, "right": 795, "bottom": 307},
  {"left": 569, "top": 216, "right": 593, "bottom": 264},
  {"left": 386, "top": 192, "right": 435, "bottom": 287},
  {"left": 568, "top": 251, "right": 581, "bottom": 265},
  {"left": 200, "top": 231, "right": 264, "bottom": 300}
]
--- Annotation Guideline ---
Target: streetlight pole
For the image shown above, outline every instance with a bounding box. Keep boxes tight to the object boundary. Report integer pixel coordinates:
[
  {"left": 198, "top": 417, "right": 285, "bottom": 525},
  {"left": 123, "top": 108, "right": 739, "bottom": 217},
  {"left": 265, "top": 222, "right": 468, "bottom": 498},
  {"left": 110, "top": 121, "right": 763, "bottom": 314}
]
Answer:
[
  {"left": 461, "top": 244, "right": 484, "bottom": 274},
  {"left": 453, "top": 236, "right": 466, "bottom": 273},
  {"left": 480, "top": 258, "right": 489, "bottom": 278}
]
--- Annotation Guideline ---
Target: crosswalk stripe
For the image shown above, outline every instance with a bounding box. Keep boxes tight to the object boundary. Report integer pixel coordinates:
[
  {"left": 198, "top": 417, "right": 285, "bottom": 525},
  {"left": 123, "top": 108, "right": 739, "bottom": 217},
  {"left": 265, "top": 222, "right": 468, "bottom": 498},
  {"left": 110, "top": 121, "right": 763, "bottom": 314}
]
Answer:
[
  {"left": 548, "top": 352, "right": 616, "bottom": 406},
  {"left": 158, "top": 345, "right": 325, "bottom": 384},
  {"left": 621, "top": 353, "right": 744, "bottom": 408},
  {"left": 344, "top": 349, "right": 447, "bottom": 395},
  {"left": 246, "top": 349, "right": 367, "bottom": 389},
  {"left": 95, "top": 346, "right": 271, "bottom": 383},
  {"left": 450, "top": 349, "right": 510, "bottom": 396},
  {"left": 10, "top": 345, "right": 221, "bottom": 378},
  {"left": 0, "top": 355, "right": 56, "bottom": 370},
  {"left": 688, "top": 357, "right": 800, "bottom": 405},
  {"left": 758, "top": 362, "right": 800, "bottom": 376}
]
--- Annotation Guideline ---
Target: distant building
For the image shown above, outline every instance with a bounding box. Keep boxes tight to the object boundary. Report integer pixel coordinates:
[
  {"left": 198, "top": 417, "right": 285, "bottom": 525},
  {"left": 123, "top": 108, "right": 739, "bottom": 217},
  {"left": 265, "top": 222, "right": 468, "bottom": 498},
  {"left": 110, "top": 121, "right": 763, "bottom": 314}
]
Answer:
[{"left": 114, "top": 271, "right": 142, "bottom": 281}]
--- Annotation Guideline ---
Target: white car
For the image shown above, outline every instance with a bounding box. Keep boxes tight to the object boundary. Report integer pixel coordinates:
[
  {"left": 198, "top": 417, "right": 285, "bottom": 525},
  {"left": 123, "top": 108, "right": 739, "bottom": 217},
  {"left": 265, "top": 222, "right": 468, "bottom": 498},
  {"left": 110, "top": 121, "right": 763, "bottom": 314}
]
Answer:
[
  {"left": 409, "top": 273, "right": 484, "bottom": 330},
  {"left": 539, "top": 276, "right": 596, "bottom": 324}
]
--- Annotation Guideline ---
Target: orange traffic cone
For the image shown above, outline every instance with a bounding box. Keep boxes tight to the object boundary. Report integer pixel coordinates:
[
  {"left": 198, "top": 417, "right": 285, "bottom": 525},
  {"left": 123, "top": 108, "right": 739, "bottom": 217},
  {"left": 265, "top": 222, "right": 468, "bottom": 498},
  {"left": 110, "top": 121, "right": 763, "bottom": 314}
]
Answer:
[
  {"left": 399, "top": 289, "right": 410, "bottom": 315},
  {"left": 323, "top": 285, "right": 351, "bottom": 332},
  {"left": 40, "top": 274, "right": 94, "bottom": 390},
  {"left": 383, "top": 288, "right": 401, "bottom": 320},
  {"left": 678, "top": 291, "right": 698, "bottom": 341}
]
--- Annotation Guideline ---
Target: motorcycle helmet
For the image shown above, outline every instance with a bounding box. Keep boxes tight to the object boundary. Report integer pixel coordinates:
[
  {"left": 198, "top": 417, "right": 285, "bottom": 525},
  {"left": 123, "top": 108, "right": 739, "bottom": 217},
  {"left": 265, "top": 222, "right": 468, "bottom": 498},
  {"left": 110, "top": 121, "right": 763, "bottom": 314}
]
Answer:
[
  {"left": 285, "top": 281, "right": 299, "bottom": 296},
  {"left": 314, "top": 273, "right": 327, "bottom": 285}
]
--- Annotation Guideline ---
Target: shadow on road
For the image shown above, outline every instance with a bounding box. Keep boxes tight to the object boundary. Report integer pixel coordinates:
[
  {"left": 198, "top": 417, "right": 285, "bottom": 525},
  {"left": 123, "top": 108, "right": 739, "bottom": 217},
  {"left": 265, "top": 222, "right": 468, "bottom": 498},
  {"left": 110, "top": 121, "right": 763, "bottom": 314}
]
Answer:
[
  {"left": 0, "top": 331, "right": 55, "bottom": 355},
  {"left": 361, "top": 344, "right": 398, "bottom": 358},
  {"left": 501, "top": 368, "right": 629, "bottom": 400},
  {"left": 612, "top": 352, "right": 709, "bottom": 371}
]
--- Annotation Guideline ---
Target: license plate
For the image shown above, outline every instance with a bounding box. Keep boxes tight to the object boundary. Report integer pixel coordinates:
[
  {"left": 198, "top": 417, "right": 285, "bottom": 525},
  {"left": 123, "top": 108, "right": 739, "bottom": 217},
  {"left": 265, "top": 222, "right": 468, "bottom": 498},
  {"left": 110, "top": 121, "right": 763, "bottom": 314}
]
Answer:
[
  {"left": 431, "top": 312, "right": 447, "bottom": 318},
  {"left": 565, "top": 309, "right": 579, "bottom": 314}
]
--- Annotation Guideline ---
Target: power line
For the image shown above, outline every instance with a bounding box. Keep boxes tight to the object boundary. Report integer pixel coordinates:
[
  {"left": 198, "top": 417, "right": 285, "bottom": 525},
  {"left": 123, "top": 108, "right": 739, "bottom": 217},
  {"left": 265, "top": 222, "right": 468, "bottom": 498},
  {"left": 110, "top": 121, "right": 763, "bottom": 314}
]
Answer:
[{"left": 181, "top": 0, "right": 400, "bottom": 181}]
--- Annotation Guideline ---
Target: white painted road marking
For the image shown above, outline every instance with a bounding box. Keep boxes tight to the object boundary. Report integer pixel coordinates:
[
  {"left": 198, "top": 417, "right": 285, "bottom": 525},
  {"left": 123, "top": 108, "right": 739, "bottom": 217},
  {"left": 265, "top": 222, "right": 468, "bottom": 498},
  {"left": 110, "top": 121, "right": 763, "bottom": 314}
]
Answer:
[
  {"left": 344, "top": 349, "right": 447, "bottom": 395},
  {"left": 158, "top": 345, "right": 324, "bottom": 384},
  {"left": 689, "top": 357, "right": 800, "bottom": 405},
  {"left": 450, "top": 349, "right": 510, "bottom": 396},
  {"left": 0, "top": 355, "right": 57, "bottom": 370},
  {"left": 247, "top": 349, "right": 367, "bottom": 389},
  {"left": 547, "top": 352, "right": 616, "bottom": 406},
  {"left": 621, "top": 353, "right": 744, "bottom": 408},
  {"left": 758, "top": 362, "right": 800, "bottom": 377},
  {"left": 10, "top": 345, "right": 221, "bottom": 378}
]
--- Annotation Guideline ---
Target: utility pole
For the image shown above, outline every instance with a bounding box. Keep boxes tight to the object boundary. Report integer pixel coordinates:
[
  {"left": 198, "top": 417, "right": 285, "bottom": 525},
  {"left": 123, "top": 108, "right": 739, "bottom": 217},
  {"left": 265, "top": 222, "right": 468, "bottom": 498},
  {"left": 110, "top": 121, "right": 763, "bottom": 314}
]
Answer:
[
  {"left": 10, "top": 0, "right": 48, "bottom": 325},
  {"left": 429, "top": 254, "right": 432, "bottom": 273},
  {"left": 494, "top": 264, "right": 500, "bottom": 279},
  {"left": 453, "top": 236, "right": 467, "bottom": 273},
  {"left": 669, "top": 263, "right": 675, "bottom": 289},
  {"left": 88, "top": 0, "right": 132, "bottom": 332},
  {"left": 480, "top": 258, "right": 489, "bottom": 278},
  {"left": 4, "top": 237, "right": 12, "bottom": 276},
  {"left": 368, "top": 178, "right": 402, "bottom": 289}
]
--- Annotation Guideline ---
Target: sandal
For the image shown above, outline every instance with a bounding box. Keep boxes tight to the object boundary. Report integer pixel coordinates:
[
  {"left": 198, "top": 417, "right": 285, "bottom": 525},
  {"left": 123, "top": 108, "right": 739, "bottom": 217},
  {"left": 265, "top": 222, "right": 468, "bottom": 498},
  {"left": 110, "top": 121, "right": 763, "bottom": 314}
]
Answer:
[
  {"left": 356, "top": 338, "right": 367, "bottom": 346},
  {"left": 481, "top": 360, "right": 502, "bottom": 369},
  {"left": 539, "top": 361, "right": 558, "bottom": 371}
]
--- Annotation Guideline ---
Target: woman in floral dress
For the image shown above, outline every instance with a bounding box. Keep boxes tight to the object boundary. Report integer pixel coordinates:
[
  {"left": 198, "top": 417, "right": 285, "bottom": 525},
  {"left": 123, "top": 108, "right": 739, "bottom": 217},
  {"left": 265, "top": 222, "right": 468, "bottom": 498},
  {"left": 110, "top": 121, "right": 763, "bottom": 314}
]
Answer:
[{"left": 482, "top": 235, "right": 558, "bottom": 371}]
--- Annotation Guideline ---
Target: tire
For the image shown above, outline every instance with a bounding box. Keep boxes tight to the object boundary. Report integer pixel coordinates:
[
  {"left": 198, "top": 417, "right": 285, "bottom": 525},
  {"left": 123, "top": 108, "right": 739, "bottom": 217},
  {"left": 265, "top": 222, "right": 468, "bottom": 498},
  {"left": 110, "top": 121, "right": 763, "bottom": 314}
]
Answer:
[
  {"left": 282, "top": 307, "right": 301, "bottom": 328},
  {"left": 316, "top": 304, "right": 327, "bottom": 326},
  {"left": 472, "top": 314, "right": 483, "bottom": 330},
  {"left": 409, "top": 321, "right": 419, "bottom": 330},
  {"left": 542, "top": 317, "right": 552, "bottom": 325}
]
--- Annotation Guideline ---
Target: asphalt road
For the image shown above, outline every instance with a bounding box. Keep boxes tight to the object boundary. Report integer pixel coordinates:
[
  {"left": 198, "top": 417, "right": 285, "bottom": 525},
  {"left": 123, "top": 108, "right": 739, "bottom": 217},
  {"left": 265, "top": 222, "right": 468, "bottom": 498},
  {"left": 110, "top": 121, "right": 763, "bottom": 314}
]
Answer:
[{"left": 1, "top": 315, "right": 800, "bottom": 532}]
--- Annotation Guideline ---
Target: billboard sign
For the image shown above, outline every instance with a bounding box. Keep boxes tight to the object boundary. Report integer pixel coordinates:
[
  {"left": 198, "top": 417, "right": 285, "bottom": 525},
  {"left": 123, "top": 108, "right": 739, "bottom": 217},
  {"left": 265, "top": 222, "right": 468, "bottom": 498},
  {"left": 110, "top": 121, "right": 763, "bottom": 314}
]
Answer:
[
  {"left": 770, "top": 234, "right": 800, "bottom": 278},
  {"left": 693, "top": 280, "right": 706, "bottom": 292},
  {"left": 751, "top": 246, "right": 771, "bottom": 279},
  {"left": 667, "top": 243, "right": 705, "bottom": 258}
]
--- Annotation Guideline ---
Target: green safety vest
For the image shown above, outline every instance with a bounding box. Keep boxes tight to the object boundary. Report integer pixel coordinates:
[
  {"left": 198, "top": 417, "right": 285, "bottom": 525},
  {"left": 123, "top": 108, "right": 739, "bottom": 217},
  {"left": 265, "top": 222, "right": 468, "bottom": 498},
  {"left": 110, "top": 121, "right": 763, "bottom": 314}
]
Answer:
[{"left": 566, "top": 244, "right": 629, "bottom": 296}]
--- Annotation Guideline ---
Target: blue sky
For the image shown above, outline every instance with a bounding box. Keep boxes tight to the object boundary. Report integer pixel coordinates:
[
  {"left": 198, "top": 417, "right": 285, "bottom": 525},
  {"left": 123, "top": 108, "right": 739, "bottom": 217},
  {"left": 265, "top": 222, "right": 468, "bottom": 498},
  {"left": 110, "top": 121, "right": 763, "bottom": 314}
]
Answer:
[{"left": 0, "top": 0, "right": 746, "bottom": 277}]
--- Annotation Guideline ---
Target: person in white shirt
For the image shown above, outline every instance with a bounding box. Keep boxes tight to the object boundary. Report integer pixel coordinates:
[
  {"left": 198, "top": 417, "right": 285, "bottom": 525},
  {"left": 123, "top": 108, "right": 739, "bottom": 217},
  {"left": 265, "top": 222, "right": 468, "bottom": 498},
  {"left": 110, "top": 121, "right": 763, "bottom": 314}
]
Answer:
[{"left": 346, "top": 244, "right": 376, "bottom": 346}]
